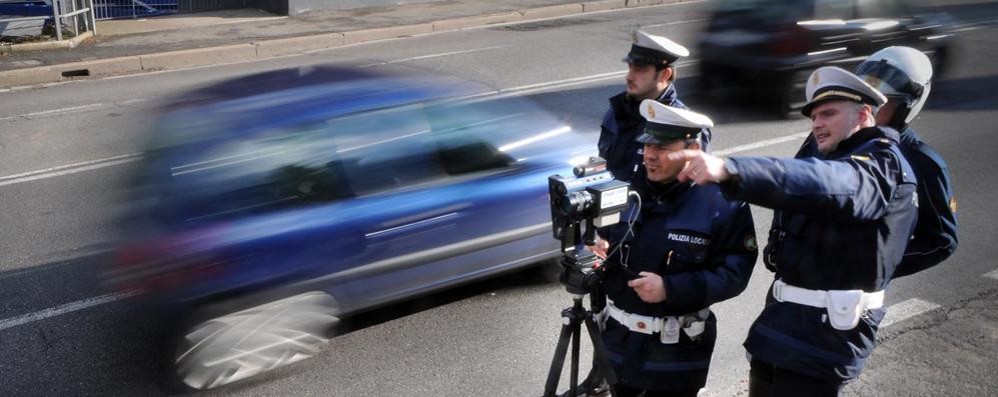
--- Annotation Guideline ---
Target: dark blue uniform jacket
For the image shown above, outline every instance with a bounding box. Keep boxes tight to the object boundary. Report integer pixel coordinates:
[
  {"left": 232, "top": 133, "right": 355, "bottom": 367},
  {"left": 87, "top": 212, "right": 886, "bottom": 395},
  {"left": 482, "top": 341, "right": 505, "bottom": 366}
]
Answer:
[
  {"left": 598, "top": 85, "right": 711, "bottom": 182},
  {"left": 896, "top": 127, "right": 959, "bottom": 277},
  {"left": 598, "top": 172, "right": 756, "bottom": 392},
  {"left": 723, "top": 126, "right": 918, "bottom": 382},
  {"left": 796, "top": 127, "right": 958, "bottom": 278}
]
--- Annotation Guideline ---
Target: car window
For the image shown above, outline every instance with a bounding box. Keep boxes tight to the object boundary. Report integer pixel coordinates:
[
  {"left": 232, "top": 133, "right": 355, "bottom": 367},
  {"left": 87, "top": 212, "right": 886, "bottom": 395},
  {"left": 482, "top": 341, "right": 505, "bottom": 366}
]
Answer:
[
  {"left": 159, "top": 105, "right": 444, "bottom": 222},
  {"left": 423, "top": 99, "right": 521, "bottom": 176},
  {"left": 857, "top": 0, "right": 907, "bottom": 18},
  {"left": 815, "top": 0, "right": 856, "bottom": 20},
  {"left": 714, "top": 0, "right": 815, "bottom": 24},
  {"left": 321, "top": 105, "right": 443, "bottom": 195}
]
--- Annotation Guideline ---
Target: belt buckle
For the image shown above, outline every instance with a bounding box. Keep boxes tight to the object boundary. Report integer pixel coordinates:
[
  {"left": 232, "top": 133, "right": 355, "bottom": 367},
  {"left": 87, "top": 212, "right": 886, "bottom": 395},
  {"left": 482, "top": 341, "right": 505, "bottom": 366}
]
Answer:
[{"left": 630, "top": 313, "right": 654, "bottom": 334}]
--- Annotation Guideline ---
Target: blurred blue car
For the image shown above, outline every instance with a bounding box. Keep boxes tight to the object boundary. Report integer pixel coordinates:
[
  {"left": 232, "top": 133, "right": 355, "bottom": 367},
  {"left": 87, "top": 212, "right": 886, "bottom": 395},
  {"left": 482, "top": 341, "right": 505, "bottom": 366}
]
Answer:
[{"left": 106, "top": 65, "right": 595, "bottom": 390}]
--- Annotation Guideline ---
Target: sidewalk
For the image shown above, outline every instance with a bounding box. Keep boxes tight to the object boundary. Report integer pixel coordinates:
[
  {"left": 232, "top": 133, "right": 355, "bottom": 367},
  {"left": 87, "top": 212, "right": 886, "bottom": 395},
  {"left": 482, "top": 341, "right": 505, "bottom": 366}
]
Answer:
[{"left": 0, "top": 0, "right": 671, "bottom": 89}]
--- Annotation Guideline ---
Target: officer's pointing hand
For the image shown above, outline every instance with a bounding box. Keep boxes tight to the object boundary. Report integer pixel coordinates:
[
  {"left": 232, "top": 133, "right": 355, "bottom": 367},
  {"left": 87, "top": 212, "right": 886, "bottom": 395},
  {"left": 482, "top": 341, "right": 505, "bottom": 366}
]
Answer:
[
  {"left": 627, "top": 271, "right": 667, "bottom": 303},
  {"left": 668, "top": 150, "right": 730, "bottom": 185}
]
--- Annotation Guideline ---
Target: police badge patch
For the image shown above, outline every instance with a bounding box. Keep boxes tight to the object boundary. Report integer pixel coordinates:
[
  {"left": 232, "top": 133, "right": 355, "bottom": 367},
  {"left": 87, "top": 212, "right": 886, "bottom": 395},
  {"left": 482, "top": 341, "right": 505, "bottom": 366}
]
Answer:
[{"left": 744, "top": 235, "right": 757, "bottom": 251}]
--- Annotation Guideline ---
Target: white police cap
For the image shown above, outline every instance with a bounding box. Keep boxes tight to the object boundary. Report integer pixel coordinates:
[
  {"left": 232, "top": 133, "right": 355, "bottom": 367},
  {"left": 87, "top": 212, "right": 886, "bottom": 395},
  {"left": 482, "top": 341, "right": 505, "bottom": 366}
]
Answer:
[
  {"left": 801, "top": 66, "right": 887, "bottom": 117},
  {"left": 636, "top": 99, "right": 713, "bottom": 144},
  {"left": 622, "top": 31, "right": 690, "bottom": 66}
]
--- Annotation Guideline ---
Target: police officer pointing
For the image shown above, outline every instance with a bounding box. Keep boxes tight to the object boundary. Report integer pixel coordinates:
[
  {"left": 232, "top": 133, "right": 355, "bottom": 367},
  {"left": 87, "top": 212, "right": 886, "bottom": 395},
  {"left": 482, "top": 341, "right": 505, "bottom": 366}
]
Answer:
[
  {"left": 668, "top": 67, "right": 919, "bottom": 396},
  {"left": 794, "top": 46, "right": 958, "bottom": 278},
  {"left": 599, "top": 31, "right": 711, "bottom": 182},
  {"left": 592, "top": 101, "right": 756, "bottom": 396}
]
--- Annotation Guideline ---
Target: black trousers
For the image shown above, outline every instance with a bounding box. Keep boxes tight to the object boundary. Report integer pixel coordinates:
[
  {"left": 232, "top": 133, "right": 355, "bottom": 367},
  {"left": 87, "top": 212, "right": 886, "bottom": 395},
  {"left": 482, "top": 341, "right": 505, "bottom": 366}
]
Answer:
[
  {"left": 748, "top": 359, "right": 845, "bottom": 397},
  {"left": 612, "top": 383, "right": 699, "bottom": 397}
]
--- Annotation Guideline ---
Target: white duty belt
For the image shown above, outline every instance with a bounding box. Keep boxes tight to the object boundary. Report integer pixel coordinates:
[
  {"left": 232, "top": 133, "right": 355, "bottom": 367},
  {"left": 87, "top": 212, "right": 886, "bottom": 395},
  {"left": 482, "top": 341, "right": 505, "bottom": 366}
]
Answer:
[
  {"left": 600, "top": 298, "right": 709, "bottom": 344},
  {"left": 771, "top": 278, "right": 885, "bottom": 330}
]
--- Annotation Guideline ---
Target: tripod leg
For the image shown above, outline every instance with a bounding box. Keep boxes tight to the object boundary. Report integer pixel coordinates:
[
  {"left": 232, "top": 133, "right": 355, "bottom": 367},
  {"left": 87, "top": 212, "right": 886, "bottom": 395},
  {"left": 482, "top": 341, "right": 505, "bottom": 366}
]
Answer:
[
  {"left": 542, "top": 320, "right": 575, "bottom": 396},
  {"left": 570, "top": 320, "right": 581, "bottom": 397},
  {"left": 584, "top": 317, "right": 619, "bottom": 397}
]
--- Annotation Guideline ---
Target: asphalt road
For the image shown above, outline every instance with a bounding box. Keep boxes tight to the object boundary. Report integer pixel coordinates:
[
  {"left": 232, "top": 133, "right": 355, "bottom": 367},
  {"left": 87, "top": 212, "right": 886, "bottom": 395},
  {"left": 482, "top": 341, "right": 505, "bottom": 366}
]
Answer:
[{"left": 2, "top": 1, "right": 998, "bottom": 396}]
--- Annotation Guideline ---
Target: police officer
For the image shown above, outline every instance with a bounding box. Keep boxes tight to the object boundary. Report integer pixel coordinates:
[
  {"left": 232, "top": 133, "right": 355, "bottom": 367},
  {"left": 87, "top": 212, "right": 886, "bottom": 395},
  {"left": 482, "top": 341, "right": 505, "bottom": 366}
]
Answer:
[
  {"left": 856, "top": 46, "right": 958, "bottom": 277},
  {"left": 793, "top": 47, "right": 959, "bottom": 278},
  {"left": 668, "top": 67, "right": 919, "bottom": 395},
  {"left": 598, "top": 31, "right": 711, "bottom": 182},
  {"left": 591, "top": 101, "right": 756, "bottom": 396}
]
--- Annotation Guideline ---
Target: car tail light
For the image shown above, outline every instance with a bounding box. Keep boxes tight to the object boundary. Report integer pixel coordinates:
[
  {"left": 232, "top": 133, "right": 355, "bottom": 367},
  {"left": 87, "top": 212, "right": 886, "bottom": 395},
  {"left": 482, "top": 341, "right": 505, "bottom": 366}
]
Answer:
[
  {"left": 109, "top": 228, "right": 229, "bottom": 294},
  {"left": 768, "top": 24, "right": 813, "bottom": 56}
]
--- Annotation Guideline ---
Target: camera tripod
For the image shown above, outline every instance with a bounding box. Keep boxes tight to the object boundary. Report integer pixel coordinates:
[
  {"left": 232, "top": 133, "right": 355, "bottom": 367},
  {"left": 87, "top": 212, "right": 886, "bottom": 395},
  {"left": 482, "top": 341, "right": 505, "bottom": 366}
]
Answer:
[{"left": 541, "top": 252, "right": 619, "bottom": 397}]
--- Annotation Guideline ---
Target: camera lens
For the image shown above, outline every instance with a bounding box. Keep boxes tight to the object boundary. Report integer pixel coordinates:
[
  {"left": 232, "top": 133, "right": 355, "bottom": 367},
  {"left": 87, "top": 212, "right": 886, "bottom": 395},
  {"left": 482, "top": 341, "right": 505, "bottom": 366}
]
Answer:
[{"left": 566, "top": 191, "right": 593, "bottom": 215}]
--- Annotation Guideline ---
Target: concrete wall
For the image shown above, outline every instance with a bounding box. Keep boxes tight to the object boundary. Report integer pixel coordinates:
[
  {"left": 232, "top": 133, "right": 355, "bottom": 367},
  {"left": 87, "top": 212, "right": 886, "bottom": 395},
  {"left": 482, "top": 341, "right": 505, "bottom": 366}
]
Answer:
[{"left": 249, "top": 0, "right": 287, "bottom": 15}]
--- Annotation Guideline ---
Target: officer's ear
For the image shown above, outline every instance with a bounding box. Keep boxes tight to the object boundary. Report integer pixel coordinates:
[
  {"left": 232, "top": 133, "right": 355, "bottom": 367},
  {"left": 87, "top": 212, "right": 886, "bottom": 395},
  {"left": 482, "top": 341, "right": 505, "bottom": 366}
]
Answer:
[
  {"left": 683, "top": 139, "right": 701, "bottom": 151},
  {"left": 860, "top": 104, "right": 877, "bottom": 126},
  {"left": 657, "top": 67, "right": 674, "bottom": 84}
]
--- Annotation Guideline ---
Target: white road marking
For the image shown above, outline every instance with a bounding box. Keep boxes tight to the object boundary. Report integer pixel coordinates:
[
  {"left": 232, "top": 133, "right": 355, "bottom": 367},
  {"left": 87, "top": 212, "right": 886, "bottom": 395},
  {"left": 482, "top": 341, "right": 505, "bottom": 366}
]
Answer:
[
  {"left": 880, "top": 298, "right": 941, "bottom": 328},
  {"left": 0, "top": 291, "right": 138, "bottom": 332},
  {"left": 713, "top": 132, "right": 811, "bottom": 156},
  {"left": 459, "top": 59, "right": 698, "bottom": 100},
  {"left": 643, "top": 18, "right": 708, "bottom": 28},
  {"left": 0, "top": 103, "right": 107, "bottom": 122},
  {"left": 358, "top": 45, "right": 512, "bottom": 68},
  {"left": 0, "top": 98, "right": 151, "bottom": 122},
  {"left": 984, "top": 269, "right": 998, "bottom": 280},
  {"left": 0, "top": 152, "right": 144, "bottom": 187}
]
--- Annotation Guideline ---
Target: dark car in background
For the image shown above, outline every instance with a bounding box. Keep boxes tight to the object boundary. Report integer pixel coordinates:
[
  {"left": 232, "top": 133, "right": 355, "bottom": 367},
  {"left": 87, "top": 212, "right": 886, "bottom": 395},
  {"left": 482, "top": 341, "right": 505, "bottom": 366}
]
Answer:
[
  {"left": 105, "top": 65, "right": 595, "bottom": 390},
  {"left": 698, "top": 0, "right": 958, "bottom": 115}
]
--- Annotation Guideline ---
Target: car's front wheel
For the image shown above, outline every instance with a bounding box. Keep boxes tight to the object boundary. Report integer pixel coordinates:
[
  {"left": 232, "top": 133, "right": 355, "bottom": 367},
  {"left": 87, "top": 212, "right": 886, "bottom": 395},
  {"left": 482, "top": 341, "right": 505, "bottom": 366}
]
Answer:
[{"left": 165, "top": 292, "right": 340, "bottom": 391}]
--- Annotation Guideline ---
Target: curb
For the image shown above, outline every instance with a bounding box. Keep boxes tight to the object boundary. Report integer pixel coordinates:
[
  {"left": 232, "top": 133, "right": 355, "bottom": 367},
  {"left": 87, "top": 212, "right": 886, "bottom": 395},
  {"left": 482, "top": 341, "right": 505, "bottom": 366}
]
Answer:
[
  {"left": 2, "top": 31, "right": 94, "bottom": 53},
  {"left": 0, "top": 0, "right": 674, "bottom": 89}
]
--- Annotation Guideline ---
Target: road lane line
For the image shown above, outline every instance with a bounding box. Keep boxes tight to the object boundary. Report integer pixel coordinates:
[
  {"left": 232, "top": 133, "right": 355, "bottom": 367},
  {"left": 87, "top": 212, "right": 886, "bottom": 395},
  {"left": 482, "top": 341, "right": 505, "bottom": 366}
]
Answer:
[
  {"left": 713, "top": 132, "right": 811, "bottom": 156},
  {"left": 0, "top": 291, "right": 138, "bottom": 332},
  {"left": 984, "top": 269, "right": 998, "bottom": 280},
  {"left": 880, "top": 298, "right": 941, "bottom": 328},
  {"left": 0, "top": 152, "right": 143, "bottom": 187},
  {"left": 358, "top": 45, "right": 512, "bottom": 67},
  {"left": 643, "top": 18, "right": 708, "bottom": 28},
  {"left": 0, "top": 103, "right": 107, "bottom": 122},
  {"left": 459, "top": 59, "right": 698, "bottom": 101}
]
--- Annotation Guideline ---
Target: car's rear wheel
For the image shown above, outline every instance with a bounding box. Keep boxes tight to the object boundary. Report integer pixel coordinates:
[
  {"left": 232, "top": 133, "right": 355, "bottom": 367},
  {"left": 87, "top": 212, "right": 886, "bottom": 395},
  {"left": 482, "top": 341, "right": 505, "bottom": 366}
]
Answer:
[{"left": 165, "top": 292, "right": 340, "bottom": 391}]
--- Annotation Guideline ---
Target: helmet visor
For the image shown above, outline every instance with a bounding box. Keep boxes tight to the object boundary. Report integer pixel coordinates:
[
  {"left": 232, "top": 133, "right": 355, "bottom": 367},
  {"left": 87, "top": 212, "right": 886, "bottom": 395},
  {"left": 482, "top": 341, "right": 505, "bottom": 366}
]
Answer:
[{"left": 855, "top": 60, "right": 923, "bottom": 98}]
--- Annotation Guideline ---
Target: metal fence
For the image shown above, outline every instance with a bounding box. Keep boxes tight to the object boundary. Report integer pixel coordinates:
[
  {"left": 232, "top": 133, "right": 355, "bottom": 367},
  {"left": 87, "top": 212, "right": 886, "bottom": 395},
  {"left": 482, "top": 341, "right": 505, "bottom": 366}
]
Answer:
[
  {"left": 92, "top": 0, "right": 177, "bottom": 20},
  {"left": 0, "top": 0, "right": 96, "bottom": 42},
  {"left": 91, "top": 0, "right": 254, "bottom": 20},
  {"left": 52, "top": 0, "right": 96, "bottom": 40},
  {"left": 178, "top": 0, "right": 247, "bottom": 12}
]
